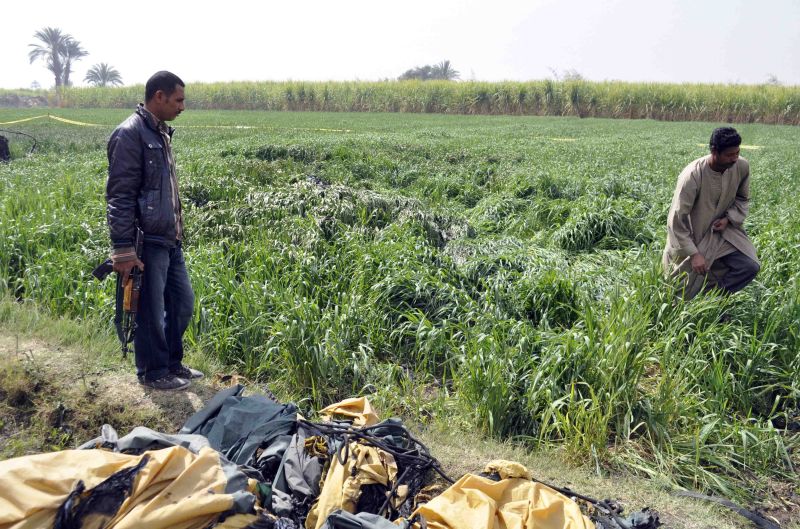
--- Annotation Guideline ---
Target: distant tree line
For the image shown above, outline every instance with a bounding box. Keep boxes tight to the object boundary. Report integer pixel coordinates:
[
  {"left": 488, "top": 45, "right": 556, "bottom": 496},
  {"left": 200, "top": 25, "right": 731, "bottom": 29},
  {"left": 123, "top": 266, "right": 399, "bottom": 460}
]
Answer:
[
  {"left": 28, "top": 27, "right": 123, "bottom": 88},
  {"left": 398, "top": 60, "right": 460, "bottom": 81}
]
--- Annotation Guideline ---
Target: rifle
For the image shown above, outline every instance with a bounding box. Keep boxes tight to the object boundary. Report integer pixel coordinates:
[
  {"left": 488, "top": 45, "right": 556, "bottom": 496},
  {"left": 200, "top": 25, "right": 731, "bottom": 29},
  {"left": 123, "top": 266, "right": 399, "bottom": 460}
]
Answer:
[{"left": 92, "top": 226, "right": 144, "bottom": 358}]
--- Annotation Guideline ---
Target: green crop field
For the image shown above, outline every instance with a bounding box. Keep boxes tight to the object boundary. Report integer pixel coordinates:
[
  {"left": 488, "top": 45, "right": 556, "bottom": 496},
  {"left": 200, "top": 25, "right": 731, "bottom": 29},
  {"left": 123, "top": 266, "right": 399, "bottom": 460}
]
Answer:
[{"left": 1, "top": 108, "right": 799, "bottom": 504}]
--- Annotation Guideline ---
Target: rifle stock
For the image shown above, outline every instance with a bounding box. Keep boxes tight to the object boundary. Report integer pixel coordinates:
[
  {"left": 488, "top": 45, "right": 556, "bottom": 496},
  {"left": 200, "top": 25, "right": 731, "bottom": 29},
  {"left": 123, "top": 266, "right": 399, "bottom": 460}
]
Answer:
[{"left": 92, "top": 259, "right": 113, "bottom": 281}]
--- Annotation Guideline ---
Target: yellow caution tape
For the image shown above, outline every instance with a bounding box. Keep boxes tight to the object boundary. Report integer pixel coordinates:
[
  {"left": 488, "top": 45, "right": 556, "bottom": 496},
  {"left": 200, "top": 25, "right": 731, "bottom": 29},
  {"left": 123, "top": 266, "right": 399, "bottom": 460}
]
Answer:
[
  {"left": 182, "top": 125, "right": 258, "bottom": 129},
  {"left": 0, "top": 114, "right": 103, "bottom": 126},
  {"left": 183, "top": 125, "right": 352, "bottom": 132},
  {"left": 47, "top": 115, "right": 102, "bottom": 127},
  {"left": 0, "top": 115, "right": 354, "bottom": 132},
  {"left": 696, "top": 143, "right": 762, "bottom": 150},
  {"left": 525, "top": 136, "right": 577, "bottom": 142},
  {"left": 0, "top": 115, "right": 48, "bottom": 125}
]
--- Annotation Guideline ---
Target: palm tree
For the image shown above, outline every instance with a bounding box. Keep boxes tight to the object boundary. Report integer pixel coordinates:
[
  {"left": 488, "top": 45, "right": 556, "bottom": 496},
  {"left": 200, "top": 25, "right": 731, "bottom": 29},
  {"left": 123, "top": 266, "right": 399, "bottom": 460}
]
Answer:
[
  {"left": 84, "top": 63, "right": 123, "bottom": 87},
  {"left": 433, "top": 60, "right": 460, "bottom": 81},
  {"left": 28, "top": 27, "right": 67, "bottom": 87},
  {"left": 62, "top": 38, "right": 88, "bottom": 87}
]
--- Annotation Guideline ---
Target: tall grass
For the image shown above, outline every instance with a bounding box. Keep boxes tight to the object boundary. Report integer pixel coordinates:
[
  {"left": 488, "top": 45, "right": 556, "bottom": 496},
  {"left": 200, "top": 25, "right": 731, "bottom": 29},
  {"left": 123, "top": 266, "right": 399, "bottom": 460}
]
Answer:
[
  {"left": 1, "top": 110, "right": 798, "bottom": 503},
  {"left": 33, "top": 80, "right": 800, "bottom": 124}
]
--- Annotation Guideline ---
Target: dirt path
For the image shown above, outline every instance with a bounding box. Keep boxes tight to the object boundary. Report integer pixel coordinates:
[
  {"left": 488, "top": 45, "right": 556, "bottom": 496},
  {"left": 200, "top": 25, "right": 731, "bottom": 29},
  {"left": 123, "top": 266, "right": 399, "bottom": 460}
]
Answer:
[{"left": 0, "top": 334, "right": 221, "bottom": 454}]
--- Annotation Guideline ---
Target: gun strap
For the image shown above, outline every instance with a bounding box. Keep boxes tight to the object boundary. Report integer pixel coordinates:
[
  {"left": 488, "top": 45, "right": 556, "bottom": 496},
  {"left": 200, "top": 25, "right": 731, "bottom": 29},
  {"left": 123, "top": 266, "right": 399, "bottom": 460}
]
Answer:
[{"left": 114, "top": 274, "right": 127, "bottom": 357}]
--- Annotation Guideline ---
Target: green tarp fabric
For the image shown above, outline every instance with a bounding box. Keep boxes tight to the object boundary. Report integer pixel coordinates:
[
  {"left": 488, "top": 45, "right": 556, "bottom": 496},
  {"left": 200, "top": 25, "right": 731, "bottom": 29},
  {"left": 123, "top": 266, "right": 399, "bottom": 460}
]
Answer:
[
  {"left": 271, "top": 425, "right": 325, "bottom": 518},
  {"left": 320, "top": 510, "right": 408, "bottom": 529},
  {"left": 180, "top": 385, "right": 298, "bottom": 467}
]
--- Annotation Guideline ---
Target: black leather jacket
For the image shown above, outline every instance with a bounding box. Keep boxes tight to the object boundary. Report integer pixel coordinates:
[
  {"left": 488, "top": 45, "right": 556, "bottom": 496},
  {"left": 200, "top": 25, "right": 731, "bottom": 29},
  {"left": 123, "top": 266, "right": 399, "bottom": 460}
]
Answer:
[{"left": 106, "top": 105, "right": 178, "bottom": 249}]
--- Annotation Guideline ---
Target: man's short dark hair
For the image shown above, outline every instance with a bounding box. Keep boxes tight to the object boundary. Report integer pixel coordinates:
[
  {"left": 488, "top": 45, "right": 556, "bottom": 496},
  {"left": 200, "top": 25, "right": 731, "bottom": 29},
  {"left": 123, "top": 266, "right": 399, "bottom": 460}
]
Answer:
[
  {"left": 709, "top": 127, "right": 742, "bottom": 153},
  {"left": 145, "top": 71, "right": 185, "bottom": 102}
]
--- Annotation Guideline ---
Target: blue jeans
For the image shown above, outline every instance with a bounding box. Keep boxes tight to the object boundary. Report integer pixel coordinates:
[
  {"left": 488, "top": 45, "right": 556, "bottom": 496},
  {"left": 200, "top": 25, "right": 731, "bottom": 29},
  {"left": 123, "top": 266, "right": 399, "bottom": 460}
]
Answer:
[{"left": 135, "top": 242, "right": 195, "bottom": 382}]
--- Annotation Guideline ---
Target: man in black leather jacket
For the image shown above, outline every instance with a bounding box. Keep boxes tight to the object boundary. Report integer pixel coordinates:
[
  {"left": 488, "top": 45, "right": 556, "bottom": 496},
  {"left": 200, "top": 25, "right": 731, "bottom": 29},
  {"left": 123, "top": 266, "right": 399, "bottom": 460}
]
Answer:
[{"left": 106, "top": 71, "right": 203, "bottom": 391}]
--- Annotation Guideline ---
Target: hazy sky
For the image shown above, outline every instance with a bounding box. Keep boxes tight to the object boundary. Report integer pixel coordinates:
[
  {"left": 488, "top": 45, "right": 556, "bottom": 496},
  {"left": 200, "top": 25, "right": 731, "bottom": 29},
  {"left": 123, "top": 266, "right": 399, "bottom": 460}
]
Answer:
[{"left": 2, "top": 0, "right": 798, "bottom": 89}]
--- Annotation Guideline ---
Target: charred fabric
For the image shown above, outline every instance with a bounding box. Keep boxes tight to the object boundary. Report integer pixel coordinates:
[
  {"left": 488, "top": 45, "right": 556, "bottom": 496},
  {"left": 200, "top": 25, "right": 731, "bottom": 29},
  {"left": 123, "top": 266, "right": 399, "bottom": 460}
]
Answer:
[{"left": 0, "top": 384, "right": 663, "bottom": 529}]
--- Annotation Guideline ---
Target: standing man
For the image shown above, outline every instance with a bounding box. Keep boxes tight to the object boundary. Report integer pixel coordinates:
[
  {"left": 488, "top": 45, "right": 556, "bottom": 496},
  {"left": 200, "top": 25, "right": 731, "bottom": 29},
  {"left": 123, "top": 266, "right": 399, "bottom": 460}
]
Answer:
[
  {"left": 663, "top": 127, "right": 760, "bottom": 300},
  {"left": 106, "top": 71, "right": 203, "bottom": 390}
]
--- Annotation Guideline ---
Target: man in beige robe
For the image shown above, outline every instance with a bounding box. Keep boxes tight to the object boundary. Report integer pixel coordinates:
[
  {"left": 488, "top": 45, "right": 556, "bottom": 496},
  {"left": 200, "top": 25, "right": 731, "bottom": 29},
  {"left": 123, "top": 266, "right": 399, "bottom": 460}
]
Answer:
[{"left": 663, "top": 127, "right": 760, "bottom": 300}]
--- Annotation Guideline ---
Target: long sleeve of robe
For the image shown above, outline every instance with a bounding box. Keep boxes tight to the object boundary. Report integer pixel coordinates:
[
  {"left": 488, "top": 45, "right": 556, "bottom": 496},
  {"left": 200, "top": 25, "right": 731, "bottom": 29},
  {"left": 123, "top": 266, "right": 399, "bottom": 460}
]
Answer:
[{"left": 662, "top": 155, "right": 758, "bottom": 299}]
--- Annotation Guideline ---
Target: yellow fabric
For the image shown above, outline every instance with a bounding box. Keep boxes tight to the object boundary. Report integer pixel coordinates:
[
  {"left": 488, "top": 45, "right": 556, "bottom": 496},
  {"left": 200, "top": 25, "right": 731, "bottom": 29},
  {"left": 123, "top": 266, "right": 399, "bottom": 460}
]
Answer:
[
  {"left": 412, "top": 473, "right": 594, "bottom": 529},
  {"left": 305, "top": 442, "right": 402, "bottom": 529},
  {"left": 484, "top": 460, "right": 533, "bottom": 480},
  {"left": 319, "top": 397, "right": 380, "bottom": 427},
  {"left": 0, "top": 446, "right": 240, "bottom": 529}
]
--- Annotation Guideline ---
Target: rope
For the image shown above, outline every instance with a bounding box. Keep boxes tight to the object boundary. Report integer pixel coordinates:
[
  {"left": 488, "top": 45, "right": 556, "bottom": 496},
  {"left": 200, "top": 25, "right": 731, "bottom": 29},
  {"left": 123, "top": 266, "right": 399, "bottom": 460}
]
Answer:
[
  {"left": 0, "top": 129, "right": 38, "bottom": 155},
  {"left": 298, "top": 418, "right": 455, "bottom": 484},
  {"left": 673, "top": 490, "right": 781, "bottom": 529}
]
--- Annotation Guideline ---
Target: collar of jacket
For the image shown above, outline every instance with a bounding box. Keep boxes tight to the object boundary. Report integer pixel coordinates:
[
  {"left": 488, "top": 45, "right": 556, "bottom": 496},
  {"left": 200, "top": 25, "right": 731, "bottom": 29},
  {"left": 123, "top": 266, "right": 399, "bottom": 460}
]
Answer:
[{"left": 136, "top": 103, "right": 175, "bottom": 138}]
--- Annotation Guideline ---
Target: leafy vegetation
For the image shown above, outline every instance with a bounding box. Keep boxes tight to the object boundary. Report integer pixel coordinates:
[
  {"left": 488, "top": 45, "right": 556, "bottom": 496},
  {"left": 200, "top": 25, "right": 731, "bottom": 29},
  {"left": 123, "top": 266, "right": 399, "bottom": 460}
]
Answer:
[{"left": 1, "top": 108, "right": 798, "bottom": 505}]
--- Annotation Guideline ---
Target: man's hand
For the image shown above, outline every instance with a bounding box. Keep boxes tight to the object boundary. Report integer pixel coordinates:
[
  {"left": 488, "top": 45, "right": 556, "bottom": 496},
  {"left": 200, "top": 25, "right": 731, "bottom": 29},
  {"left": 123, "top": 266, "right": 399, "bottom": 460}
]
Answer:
[
  {"left": 113, "top": 259, "right": 144, "bottom": 285},
  {"left": 690, "top": 252, "right": 707, "bottom": 274},
  {"left": 712, "top": 217, "right": 729, "bottom": 232}
]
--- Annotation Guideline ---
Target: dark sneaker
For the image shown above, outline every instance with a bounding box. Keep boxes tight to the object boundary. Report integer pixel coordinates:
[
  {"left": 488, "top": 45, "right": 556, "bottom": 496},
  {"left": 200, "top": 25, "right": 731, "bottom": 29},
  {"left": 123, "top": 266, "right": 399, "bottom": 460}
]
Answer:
[
  {"left": 139, "top": 374, "right": 190, "bottom": 391},
  {"left": 172, "top": 365, "right": 204, "bottom": 380}
]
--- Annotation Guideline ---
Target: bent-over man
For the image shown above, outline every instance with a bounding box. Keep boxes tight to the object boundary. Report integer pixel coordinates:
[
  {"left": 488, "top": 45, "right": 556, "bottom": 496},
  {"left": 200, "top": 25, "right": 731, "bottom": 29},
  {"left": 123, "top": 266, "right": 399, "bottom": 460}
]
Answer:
[
  {"left": 106, "top": 71, "right": 203, "bottom": 390},
  {"left": 663, "top": 127, "right": 760, "bottom": 300}
]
